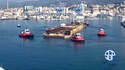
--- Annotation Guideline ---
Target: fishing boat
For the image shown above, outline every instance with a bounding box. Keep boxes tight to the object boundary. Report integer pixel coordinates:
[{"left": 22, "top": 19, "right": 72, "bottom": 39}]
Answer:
[
  {"left": 19, "top": 27, "right": 34, "bottom": 38},
  {"left": 98, "top": 28, "right": 106, "bottom": 36},
  {"left": 71, "top": 33, "right": 85, "bottom": 42}
]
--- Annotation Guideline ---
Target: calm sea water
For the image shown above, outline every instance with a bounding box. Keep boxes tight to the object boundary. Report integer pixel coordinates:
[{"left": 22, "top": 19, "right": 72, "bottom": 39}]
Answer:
[{"left": 0, "top": 18, "right": 125, "bottom": 70}]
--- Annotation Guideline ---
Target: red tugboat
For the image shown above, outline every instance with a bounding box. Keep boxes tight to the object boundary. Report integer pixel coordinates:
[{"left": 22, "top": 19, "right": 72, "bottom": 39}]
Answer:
[
  {"left": 98, "top": 28, "right": 106, "bottom": 36},
  {"left": 19, "top": 27, "right": 34, "bottom": 38},
  {"left": 71, "top": 33, "right": 85, "bottom": 42}
]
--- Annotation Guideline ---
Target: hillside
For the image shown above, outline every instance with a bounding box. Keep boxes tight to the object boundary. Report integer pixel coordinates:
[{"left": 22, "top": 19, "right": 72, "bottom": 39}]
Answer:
[{"left": 0, "top": 0, "right": 124, "bottom": 8}]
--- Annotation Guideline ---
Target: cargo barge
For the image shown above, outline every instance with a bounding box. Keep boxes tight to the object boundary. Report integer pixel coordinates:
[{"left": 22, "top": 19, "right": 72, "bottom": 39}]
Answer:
[{"left": 43, "top": 21, "right": 87, "bottom": 38}]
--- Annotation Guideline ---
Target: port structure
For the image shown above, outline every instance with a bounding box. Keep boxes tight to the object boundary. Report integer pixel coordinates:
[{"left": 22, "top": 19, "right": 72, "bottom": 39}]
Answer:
[{"left": 43, "top": 21, "right": 87, "bottom": 38}]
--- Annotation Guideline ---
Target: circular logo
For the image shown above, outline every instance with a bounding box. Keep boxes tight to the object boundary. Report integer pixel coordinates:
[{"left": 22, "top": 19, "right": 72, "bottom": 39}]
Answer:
[{"left": 104, "top": 50, "right": 116, "bottom": 61}]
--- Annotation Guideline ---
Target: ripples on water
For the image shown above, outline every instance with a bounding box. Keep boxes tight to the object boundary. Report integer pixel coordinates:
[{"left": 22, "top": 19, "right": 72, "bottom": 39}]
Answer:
[{"left": 0, "top": 18, "right": 125, "bottom": 70}]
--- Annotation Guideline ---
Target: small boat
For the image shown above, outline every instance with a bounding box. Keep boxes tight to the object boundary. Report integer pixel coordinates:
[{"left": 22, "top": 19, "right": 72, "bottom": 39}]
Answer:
[
  {"left": 71, "top": 33, "right": 85, "bottom": 42},
  {"left": 0, "top": 64, "right": 4, "bottom": 70},
  {"left": 121, "top": 15, "right": 125, "bottom": 27},
  {"left": 0, "top": 67, "right": 4, "bottom": 70},
  {"left": 98, "top": 28, "right": 106, "bottom": 36},
  {"left": 19, "top": 27, "right": 34, "bottom": 38},
  {"left": 17, "top": 24, "right": 21, "bottom": 27}
]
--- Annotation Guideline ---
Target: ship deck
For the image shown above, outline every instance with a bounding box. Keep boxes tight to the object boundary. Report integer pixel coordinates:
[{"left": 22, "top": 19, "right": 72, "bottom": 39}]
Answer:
[{"left": 43, "top": 21, "right": 87, "bottom": 38}]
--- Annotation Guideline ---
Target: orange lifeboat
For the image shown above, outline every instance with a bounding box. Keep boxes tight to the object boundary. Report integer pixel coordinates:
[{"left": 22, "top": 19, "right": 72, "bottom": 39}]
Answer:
[
  {"left": 71, "top": 33, "right": 85, "bottom": 42},
  {"left": 98, "top": 29, "right": 106, "bottom": 36},
  {"left": 19, "top": 27, "right": 34, "bottom": 38}
]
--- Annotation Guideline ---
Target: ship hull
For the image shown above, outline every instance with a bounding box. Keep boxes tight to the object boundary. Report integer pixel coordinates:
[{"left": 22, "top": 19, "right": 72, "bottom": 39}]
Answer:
[
  {"left": 19, "top": 34, "right": 34, "bottom": 38},
  {"left": 121, "top": 21, "right": 125, "bottom": 28}
]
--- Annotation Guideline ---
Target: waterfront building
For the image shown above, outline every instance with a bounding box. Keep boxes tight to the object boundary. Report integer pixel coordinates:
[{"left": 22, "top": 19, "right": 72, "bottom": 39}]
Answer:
[
  {"left": 91, "top": 5, "right": 100, "bottom": 17},
  {"left": 6, "top": 1, "right": 9, "bottom": 9},
  {"left": 23, "top": 5, "right": 34, "bottom": 12},
  {"left": 1, "top": 1, "right": 125, "bottom": 20}
]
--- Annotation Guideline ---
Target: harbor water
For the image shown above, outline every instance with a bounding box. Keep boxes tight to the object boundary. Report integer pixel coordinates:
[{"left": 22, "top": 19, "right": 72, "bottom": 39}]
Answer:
[{"left": 0, "top": 18, "right": 125, "bottom": 70}]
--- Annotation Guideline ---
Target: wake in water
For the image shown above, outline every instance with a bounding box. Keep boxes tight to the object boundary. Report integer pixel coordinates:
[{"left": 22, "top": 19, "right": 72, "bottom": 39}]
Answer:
[{"left": 89, "top": 25, "right": 110, "bottom": 29}]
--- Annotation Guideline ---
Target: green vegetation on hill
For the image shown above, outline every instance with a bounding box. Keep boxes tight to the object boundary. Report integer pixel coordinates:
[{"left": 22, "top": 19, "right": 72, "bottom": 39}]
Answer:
[{"left": 0, "top": 0, "right": 124, "bottom": 8}]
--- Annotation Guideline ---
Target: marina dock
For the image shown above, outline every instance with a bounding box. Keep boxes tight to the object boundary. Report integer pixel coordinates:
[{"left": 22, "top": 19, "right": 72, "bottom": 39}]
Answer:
[{"left": 43, "top": 21, "right": 87, "bottom": 38}]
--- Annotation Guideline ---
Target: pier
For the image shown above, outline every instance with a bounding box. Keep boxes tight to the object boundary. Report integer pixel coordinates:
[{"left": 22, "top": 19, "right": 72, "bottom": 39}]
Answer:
[{"left": 43, "top": 21, "right": 87, "bottom": 38}]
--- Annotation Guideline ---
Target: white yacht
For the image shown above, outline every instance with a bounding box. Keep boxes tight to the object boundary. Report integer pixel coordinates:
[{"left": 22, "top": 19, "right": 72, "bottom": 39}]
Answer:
[
  {"left": 122, "top": 16, "right": 125, "bottom": 23},
  {"left": 0, "top": 67, "right": 4, "bottom": 70},
  {"left": 121, "top": 15, "right": 125, "bottom": 27}
]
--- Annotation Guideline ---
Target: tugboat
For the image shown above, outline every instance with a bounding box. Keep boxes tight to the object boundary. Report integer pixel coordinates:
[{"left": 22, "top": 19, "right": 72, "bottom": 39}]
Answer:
[
  {"left": 84, "top": 21, "right": 89, "bottom": 26},
  {"left": 71, "top": 33, "right": 85, "bottom": 42},
  {"left": 98, "top": 28, "right": 106, "bottom": 36},
  {"left": 19, "top": 27, "right": 34, "bottom": 38},
  {"left": 17, "top": 24, "right": 21, "bottom": 27}
]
